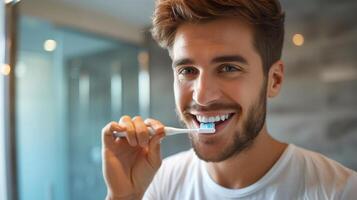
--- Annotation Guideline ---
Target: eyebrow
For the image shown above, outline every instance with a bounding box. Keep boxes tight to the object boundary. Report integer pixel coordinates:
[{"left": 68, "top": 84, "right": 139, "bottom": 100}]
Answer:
[
  {"left": 172, "top": 58, "right": 194, "bottom": 68},
  {"left": 212, "top": 55, "right": 248, "bottom": 65},
  {"left": 172, "top": 55, "right": 248, "bottom": 68}
]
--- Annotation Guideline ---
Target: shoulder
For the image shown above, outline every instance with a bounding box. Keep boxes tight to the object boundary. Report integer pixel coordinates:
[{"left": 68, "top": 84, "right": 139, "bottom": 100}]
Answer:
[
  {"left": 160, "top": 149, "right": 198, "bottom": 176},
  {"left": 144, "top": 149, "right": 198, "bottom": 199},
  {"left": 291, "top": 145, "right": 357, "bottom": 198},
  {"left": 162, "top": 149, "right": 196, "bottom": 166},
  {"left": 154, "top": 149, "right": 198, "bottom": 184},
  {"left": 293, "top": 145, "right": 355, "bottom": 177}
]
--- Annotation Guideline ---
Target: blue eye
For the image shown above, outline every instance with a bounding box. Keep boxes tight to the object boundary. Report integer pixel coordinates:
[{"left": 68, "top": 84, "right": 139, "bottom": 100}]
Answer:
[{"left": 220, "top": 64, "right": 240, "bottom": 73}]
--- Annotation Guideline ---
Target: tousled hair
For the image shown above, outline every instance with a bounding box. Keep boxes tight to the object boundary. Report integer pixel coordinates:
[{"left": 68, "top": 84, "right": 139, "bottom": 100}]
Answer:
[{"left": 151, "top": 0, "right": 285, "bottom": 74}]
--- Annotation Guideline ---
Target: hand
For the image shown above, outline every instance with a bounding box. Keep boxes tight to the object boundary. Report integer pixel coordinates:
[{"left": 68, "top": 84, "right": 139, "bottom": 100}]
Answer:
[{"left": 101, "top": 116, "right": 165, "bottom": 200}]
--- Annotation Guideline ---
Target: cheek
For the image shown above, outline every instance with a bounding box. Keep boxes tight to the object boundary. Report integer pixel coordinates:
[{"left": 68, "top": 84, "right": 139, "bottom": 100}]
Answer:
[
  {"left": 174, "top": 79, "right": 192, "bottom": 110},
  {"left": 222, "top": 81, "right": 254, "bottom": 112},
  {"left": 222, "top": 81, "right": 244, "bottom": 102}
]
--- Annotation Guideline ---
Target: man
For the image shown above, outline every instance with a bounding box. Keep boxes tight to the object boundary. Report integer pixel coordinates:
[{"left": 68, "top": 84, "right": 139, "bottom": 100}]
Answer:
[{"left": 101, "top": 0, "right": 357, "bottom": 199}]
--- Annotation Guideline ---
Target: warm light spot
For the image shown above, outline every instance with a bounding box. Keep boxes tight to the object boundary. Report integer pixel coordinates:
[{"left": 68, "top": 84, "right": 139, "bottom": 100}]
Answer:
[
  {"left": 138, "top": 51, "right": 149, "bottom": 65},
  {"left": 1, "top": 64, "right": 11, "bottom": 76},
  {"left": 4, "top": 0, "right": 13, "bottom": 4},
  {"left": 138, "top": 51, "right": 149, "bottom": 69},
  {"left": 44, "top": 39, "right": 57, "bottom": 52},
  {"left": 293, "top": 34, "right": 304, "bottom": 46}
]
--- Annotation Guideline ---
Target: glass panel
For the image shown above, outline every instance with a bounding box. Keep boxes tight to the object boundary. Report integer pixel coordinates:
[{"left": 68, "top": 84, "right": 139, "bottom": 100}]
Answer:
[
  {"left": 16, "top": 16, "right": 141, "bottom": 200},
  {"left": 0, "top": 3, "right": 7, "bottom": 200}
]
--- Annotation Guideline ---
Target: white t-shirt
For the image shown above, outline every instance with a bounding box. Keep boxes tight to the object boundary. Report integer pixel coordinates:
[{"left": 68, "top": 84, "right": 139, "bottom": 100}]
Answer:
[{"left": 143, "top": 144, "right": 357, "bottom": 200}]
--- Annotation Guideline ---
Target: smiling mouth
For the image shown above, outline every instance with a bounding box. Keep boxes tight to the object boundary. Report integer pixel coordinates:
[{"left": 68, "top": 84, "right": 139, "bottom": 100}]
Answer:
[{"left": 192, "top": 113, "right": 235, "bottom": 129}]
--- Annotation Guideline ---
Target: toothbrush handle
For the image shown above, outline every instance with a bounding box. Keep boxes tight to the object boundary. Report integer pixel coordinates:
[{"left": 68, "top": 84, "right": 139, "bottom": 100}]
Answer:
[
  {"left": 113, "top": 127, "right": 155, "bottom": 138},
  {"left": 164, "top": 127, "right": 196, "bottom": 136},
  {"left": 113, "top": 127, "right": 191, "bottom": 138}
]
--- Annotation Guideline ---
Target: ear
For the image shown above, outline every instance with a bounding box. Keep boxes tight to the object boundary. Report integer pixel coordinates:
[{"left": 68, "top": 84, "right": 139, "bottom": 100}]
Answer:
[{"left": 267, "top": 60, "right": 284, "bottom": 98}]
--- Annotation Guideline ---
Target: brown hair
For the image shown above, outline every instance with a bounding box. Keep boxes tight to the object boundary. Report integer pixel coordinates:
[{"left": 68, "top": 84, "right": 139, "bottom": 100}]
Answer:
[{"left": 151, "top": 0, "right": 285, "bottom": 74}]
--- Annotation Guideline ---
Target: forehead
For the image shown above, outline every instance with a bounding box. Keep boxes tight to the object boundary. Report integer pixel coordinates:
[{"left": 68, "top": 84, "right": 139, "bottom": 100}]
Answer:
[{"left": 171, "top": 17, "right": 257, "bottom": 61}]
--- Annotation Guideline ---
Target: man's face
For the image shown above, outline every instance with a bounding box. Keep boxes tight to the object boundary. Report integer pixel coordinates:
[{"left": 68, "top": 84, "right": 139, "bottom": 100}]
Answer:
[{"left": 171, "top": 18, "right": 268, "bottom": 162}]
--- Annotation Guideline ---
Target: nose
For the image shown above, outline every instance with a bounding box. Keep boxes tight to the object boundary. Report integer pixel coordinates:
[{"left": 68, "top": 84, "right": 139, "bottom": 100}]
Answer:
[{"left": 192, "top": 73, "right": 222, "bottom": 106}]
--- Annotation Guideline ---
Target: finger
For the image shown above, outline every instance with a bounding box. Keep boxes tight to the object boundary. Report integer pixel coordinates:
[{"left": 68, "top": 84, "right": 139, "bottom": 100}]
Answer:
[
  {"left": 132, "top": 116, "right": 150, "bottom": 148},
  {"left": 147, "top": 130, "right": 165, "bottom": 168},
  {"left": 101, "top": 121, "right": 125, "bottom": 147},
  {"left": 145, "top": 118, "right": 166, "bottom": 167},
  {"left": 144, "top": 118, "right": 165, "bottom": 136},
  {"left": 119, "top": 115, "right": 137, "bottom": 146}
]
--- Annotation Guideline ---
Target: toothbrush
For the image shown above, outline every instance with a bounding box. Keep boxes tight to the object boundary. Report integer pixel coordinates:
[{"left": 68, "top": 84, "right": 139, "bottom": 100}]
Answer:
[{"left": 113, "top": 122, "right": 215, "bottom": 138}]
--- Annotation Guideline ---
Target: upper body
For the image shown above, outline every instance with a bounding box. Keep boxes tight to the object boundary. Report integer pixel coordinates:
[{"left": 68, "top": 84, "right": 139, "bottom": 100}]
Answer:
[
  {"left": 144, "top": 144, "right": 357, "bottom": 200},
  {"left": 101, "top": 1, "right": 357, "bottom": 200}
]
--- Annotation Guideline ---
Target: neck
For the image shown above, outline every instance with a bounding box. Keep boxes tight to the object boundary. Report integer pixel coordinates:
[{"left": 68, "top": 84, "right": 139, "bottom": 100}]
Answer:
[{"left": 205, "top": 125, "right": 287, "bottom": 189}]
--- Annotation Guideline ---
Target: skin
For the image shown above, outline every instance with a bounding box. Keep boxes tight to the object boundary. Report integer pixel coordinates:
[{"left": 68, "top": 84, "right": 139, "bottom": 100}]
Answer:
[
  {"left": 102, "top": 17, "right": 287, "bottom": 199},
  {"left": 102, "top": 117, "right": 165, "bottom": 200}
]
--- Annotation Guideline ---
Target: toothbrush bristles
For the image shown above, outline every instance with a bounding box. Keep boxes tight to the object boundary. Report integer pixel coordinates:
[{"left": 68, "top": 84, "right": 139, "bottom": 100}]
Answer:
[{"left": 199, "top": 123, "right": 215, "bottom": 134}]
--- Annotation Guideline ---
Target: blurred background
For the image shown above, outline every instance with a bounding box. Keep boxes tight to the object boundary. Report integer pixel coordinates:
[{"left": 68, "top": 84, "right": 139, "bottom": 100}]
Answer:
[{"left": 0, "top": 0, "right": 356, "bottom": 200}]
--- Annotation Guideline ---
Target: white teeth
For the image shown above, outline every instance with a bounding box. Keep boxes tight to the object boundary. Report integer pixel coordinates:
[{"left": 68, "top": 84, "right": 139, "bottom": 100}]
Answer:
[
  {"left": 215, "top": 116, "right": 220, "bottom": 121},
  {"left": 196, "top": 114, "right": 231, "bottom": 123},
  {"left": 203, "top": 116, "right": 209, "bottom": 122},
  {"left": 208, "top": 117, "right": 215, "bottom": 123}
]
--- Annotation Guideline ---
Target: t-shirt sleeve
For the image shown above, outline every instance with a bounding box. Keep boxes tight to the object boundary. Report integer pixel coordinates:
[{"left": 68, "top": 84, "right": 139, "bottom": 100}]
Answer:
[{"left": 340, "top": 172, "right": 357, "bottom": 200}]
